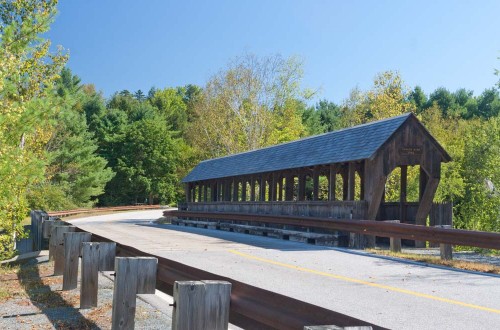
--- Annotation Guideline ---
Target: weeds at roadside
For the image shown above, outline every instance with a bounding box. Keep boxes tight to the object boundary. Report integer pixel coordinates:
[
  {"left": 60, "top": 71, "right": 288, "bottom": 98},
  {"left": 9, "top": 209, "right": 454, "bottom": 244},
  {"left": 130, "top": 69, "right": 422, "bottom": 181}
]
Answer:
[{"left": 366, "top": 249, "right": 500, "bottom": 274}]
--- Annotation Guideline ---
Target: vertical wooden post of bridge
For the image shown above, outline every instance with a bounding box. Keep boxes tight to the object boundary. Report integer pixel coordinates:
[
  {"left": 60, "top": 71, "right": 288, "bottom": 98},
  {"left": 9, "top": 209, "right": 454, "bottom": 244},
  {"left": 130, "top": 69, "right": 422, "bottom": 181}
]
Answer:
[
  {"left": 172, "top": 280, "right": 232, "bottom": 330},
  {"left": 383, "top": 220, "right": 402, "bottom": 253},
  {"left": 111, "top": 257, "right": 158, "bottom": 330},
  {"left": 80, "top": 242, "right": 116, "bottom": 308},
  {"left": 50, "top": 225, "right": 75, "bottom": 275},
  {"left": 63, "top": 232, "right": 92, "bottom": 290}
]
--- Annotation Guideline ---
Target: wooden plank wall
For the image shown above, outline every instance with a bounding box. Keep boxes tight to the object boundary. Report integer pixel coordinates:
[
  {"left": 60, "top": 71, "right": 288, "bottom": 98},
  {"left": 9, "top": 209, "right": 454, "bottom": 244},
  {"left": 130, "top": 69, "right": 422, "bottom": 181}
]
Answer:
[
  {"left": 378, "top": 202, "right": 452, "bottom": 226},
  {"left": 187, "top": 201, "right": 368, "bottom": 219}
]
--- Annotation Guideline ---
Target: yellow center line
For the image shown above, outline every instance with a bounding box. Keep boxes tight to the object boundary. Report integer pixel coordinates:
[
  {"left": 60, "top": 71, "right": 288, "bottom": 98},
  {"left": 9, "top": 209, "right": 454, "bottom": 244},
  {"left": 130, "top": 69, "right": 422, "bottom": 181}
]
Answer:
[{"left": 227, "top": 249, "right": 500, "bottom": 315}]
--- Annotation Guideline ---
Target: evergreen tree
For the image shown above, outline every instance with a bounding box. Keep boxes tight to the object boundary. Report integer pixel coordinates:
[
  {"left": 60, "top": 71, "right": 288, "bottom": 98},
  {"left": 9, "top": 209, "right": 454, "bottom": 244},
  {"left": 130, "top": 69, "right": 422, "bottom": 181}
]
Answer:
[{"left": 0, "top": 0, "right": 67, "bottom": 259}]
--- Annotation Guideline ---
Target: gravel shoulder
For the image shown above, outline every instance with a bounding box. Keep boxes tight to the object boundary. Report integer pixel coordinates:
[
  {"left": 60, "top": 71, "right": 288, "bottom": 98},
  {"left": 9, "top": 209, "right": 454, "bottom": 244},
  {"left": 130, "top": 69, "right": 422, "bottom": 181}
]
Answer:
[{"left": 0, "top": 252, "right": 172, "bottom": 329}]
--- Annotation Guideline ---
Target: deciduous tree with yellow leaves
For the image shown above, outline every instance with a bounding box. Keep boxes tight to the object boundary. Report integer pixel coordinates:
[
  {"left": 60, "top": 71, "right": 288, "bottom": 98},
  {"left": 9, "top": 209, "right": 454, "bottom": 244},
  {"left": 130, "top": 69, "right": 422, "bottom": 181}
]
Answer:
[{"left": 187, "top": 54, "right": 307, "bottom": 159}]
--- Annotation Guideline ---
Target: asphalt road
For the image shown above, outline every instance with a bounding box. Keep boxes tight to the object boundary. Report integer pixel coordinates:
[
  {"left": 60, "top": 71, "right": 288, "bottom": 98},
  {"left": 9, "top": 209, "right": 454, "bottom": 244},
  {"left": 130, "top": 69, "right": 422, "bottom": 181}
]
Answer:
[{"left": 71, "top": 210, "right": 500, "bottom": 329}]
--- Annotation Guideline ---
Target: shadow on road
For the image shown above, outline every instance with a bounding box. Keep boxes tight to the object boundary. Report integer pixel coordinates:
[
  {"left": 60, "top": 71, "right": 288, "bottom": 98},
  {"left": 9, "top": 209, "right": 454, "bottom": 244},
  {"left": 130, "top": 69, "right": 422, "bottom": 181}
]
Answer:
[{"left": 139, "top": 222, "right": 334, "bottom": 252}]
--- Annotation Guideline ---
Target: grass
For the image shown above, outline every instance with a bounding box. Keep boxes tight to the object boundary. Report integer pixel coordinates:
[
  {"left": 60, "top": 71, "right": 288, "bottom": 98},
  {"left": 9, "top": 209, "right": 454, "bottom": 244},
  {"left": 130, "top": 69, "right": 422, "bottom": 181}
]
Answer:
[{"left": 366, "top": 248, "right": 500, "bottom": 274}]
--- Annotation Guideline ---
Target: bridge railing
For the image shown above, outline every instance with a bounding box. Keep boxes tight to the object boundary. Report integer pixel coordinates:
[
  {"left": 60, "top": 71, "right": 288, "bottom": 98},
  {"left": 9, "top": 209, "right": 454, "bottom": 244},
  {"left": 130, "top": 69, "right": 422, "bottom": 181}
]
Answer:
[
  {"left": 168, "top": 210, "right": 500, "bottom": 251},
  {"left": 84, "top": 229, "right": 386, "bottom": 330},
  {"left": 47, "top": 204, "right": 162, "bottom": 218}
]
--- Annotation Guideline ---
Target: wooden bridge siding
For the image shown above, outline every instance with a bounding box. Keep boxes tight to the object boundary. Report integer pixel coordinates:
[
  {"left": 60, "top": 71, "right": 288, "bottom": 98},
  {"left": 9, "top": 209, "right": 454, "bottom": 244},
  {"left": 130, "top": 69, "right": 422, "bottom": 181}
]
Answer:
[
  {"left": 378, "top": 203, "right": 452, "bottom": 225},
  {"left": 186, "top": 163, "right": 365, "bottom": 205},
  {"left": 186, "top": 201, "right": 368, "bottom": 219},
  {"left": 377, "top": 202, "right": 452, "bottom": 246}
]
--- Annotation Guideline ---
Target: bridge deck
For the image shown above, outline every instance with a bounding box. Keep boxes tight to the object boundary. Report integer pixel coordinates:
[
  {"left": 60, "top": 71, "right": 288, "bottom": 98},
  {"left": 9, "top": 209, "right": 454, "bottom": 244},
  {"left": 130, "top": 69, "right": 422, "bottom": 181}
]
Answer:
[{"left": 71, "top": 210, "right": 500, "bottom": 330}]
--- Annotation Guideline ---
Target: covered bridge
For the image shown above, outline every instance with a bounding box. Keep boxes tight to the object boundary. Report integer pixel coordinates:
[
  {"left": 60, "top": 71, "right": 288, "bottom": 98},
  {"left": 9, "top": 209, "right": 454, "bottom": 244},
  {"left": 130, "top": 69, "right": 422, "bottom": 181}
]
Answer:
[{"left": 182, "top": 113, "right": 451, "bottom": 246}]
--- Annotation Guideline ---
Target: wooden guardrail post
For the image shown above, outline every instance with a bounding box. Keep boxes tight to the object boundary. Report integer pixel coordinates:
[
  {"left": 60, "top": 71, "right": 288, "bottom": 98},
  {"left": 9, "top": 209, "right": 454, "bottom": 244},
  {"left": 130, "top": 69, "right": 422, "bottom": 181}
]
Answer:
[
  {"left": 30, "top": 210, "right": 47, "bottom": 251},
  {"left": 98, "top": 242, "right": 117, "bottom": 271},
  {"left": 111, "top": 257, "right": 158, "bottom": 330},
  {"left": 383, "top": 220, "right": 401, "bottom": 253},
  {"left": 42, "top": 220, "right": 55, "bottom": 240},
  {"left": 436, "top": 225, "right": 453, "bottom": 260},
  {"left": 63, "top": 232, "right": 92, "bottom": 290},
  {"left": 80, "top": 242, "right": 116, "bottom": 308},
  {"left": 81, "top": 242, "right": 100, "bottom": 308},
  {"left": 51, "top": 225, "right": 75, "bottom": 275},
  {"left": 172, "top": 280, "right": 231, "bottom": 330}
]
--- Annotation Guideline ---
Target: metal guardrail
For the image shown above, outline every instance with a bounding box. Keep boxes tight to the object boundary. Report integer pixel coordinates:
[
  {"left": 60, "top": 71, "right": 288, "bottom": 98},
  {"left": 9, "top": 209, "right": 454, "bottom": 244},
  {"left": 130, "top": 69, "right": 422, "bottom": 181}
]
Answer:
[
  {"left": 47, "top": 205, "right": 162, "bottom": 217},
  {"left": 168, "top": 211, "right": 500, "bottom": 250},
  {"left": 78, "top": 229, "right": 386, "bottom": 330}
]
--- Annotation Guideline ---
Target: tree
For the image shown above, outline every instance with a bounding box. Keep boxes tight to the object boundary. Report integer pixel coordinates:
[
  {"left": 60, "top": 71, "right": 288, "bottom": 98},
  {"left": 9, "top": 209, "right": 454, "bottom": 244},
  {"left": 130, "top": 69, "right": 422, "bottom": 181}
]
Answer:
[
  {"left": 30, "top": 105, "right": 114, "bottom": 209},
  {"left": 366, "top": 71, "right": 416, "bottom": 120},
  {"left": 149, "top": 87, "right": 188, "bottom": 133},
  {"left": 409, "top": 86, "right": 427, "bottom": 113},
  {"left": 188, "top": 53, "right": 307, "bottom": 158},
  {"left": 56, "top": 67, "right": 81, "bottom": 97},
  {"left": 476, "top": 88, "right": 500, "bottom": 119},
  {"left": 108, "top": 91, "right": 156, "bottom": 122},
  {"left": 457, "top": 117, "right": 500, "bottom": 232},
  {"left": 427, "top": 87, "right": 459, "bottom": 117},
  {"left": 134, "top": 89, "right": 145, "bottom": 101},
  {"left": 176, "top": 84, "right": 201, "bottom": 123},
  {"left": 302, "top": 100, "right": 343, "bottom": 135},
  {"left": 340, "top": 71, "right": 416, "bottom": 128},
  {"left": 27, "top": 69, "right": 115, "bottom": 210},
  {"left": 105, "top": 118, "right": 181, "bottom": 205},
  {"left": 0, "top": 0, "right": 67, "bottom": 259}
]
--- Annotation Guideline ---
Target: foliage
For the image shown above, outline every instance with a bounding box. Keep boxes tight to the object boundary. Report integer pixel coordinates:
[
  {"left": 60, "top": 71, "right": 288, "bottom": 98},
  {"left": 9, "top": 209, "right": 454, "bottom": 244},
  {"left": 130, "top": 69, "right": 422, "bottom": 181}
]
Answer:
[
  {"left": 339, "top": 71, "right": 416, "bottom": 128},
  {"left": 103, "top": 117, "right": 181, "bottom": 205},
  {"left": 149, "top": 87, "right": 188, "bottom": 133},
  {"left": 187, "top": 53, "right": 307, "bottom": 158},
  {"left": 456, "top": 117, "right": 500, "bottom": 231},
  {"left": 301, "top": 99, "right": 343, "bottom": 135},
  {"left": 419, "top": 106, "right": 465, "bottom": 203},
  {"left": 46, "top": 103, "right": 114, "bottom": 207},
  {"left": 0, "top": 0, "right": 67, "bottom": 259}
]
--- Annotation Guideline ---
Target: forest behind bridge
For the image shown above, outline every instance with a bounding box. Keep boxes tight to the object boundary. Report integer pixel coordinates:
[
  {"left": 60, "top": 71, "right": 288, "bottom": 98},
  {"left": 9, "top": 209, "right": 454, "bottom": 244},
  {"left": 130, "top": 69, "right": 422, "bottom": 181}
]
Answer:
[{"left": 1, "top": 0, "right": 499, "bottom": 259}]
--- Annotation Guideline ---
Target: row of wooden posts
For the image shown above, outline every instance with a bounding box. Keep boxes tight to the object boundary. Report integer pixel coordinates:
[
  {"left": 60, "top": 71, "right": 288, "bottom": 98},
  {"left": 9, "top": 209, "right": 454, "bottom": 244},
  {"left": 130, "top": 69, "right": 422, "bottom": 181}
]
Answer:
[
  {"left": 383, "top": 220, "right": 452, "bottom": 260},
  {"left": 43, "top": 219, "right": 233, "bottom": 330}
]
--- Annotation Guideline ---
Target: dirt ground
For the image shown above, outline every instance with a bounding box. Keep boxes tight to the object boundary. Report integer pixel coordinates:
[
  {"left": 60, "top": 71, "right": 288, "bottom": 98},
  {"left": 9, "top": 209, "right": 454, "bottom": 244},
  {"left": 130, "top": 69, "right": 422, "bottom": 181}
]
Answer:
[{"left": 0, "top": 255, "right": 171, "bottom": 329}]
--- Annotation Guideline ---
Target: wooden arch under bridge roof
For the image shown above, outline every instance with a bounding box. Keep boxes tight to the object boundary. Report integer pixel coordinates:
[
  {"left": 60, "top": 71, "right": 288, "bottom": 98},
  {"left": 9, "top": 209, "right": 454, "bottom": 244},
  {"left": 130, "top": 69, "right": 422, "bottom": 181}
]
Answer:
[{"left": 182, "top": 113, "right": 451, "bottom": 246}]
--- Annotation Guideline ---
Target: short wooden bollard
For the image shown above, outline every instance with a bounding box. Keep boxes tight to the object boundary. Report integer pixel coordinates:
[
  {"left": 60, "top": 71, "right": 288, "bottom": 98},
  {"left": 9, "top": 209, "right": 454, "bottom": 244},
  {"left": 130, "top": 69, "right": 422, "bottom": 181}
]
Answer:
[
  {"left": 42, "top": 220, "right": 55, "bottom": 239},
  {"left": 304, "top": 326, "right": 373, "bottom": 330},
  {"left": 98, "top": 242, "right": 117, "bottom": 272},
  {"left": 436, "top": 225, "right": 453, "bottom": 260},
  {"left": 48, "top": 222, "right": 71, "bottom": 260},
  {"left": 80, "top": 242, "right": 116, "bottom": 308},
  {"left": 172, "top": 280, "right": 232, "bottom": 330},
  {"left": 51, "top": 225, "right": 75, "bottom": 274},
  {"left": 384, "top": 220, "right": 401, "bottom": 253},
  {"left": 63, "top": 232, "right": 92, "bottom": 290},
  {"left": 111, "top": 257, "right": 158, "bottom": 330}
]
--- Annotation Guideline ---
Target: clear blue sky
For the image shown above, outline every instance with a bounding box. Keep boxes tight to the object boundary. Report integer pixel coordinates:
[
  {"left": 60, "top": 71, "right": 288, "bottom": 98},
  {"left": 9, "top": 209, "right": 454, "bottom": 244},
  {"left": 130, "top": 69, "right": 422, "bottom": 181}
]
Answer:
[{"left": 47, "top": 0, "right": 500, "bottom": 103}]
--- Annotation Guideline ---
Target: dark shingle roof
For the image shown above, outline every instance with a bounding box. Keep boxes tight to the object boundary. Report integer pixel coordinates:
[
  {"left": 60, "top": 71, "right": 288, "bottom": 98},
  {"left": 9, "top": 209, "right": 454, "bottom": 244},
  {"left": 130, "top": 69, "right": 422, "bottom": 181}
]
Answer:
[{"left": 183, "top": 113, "right": 412, "bottom": 183}]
